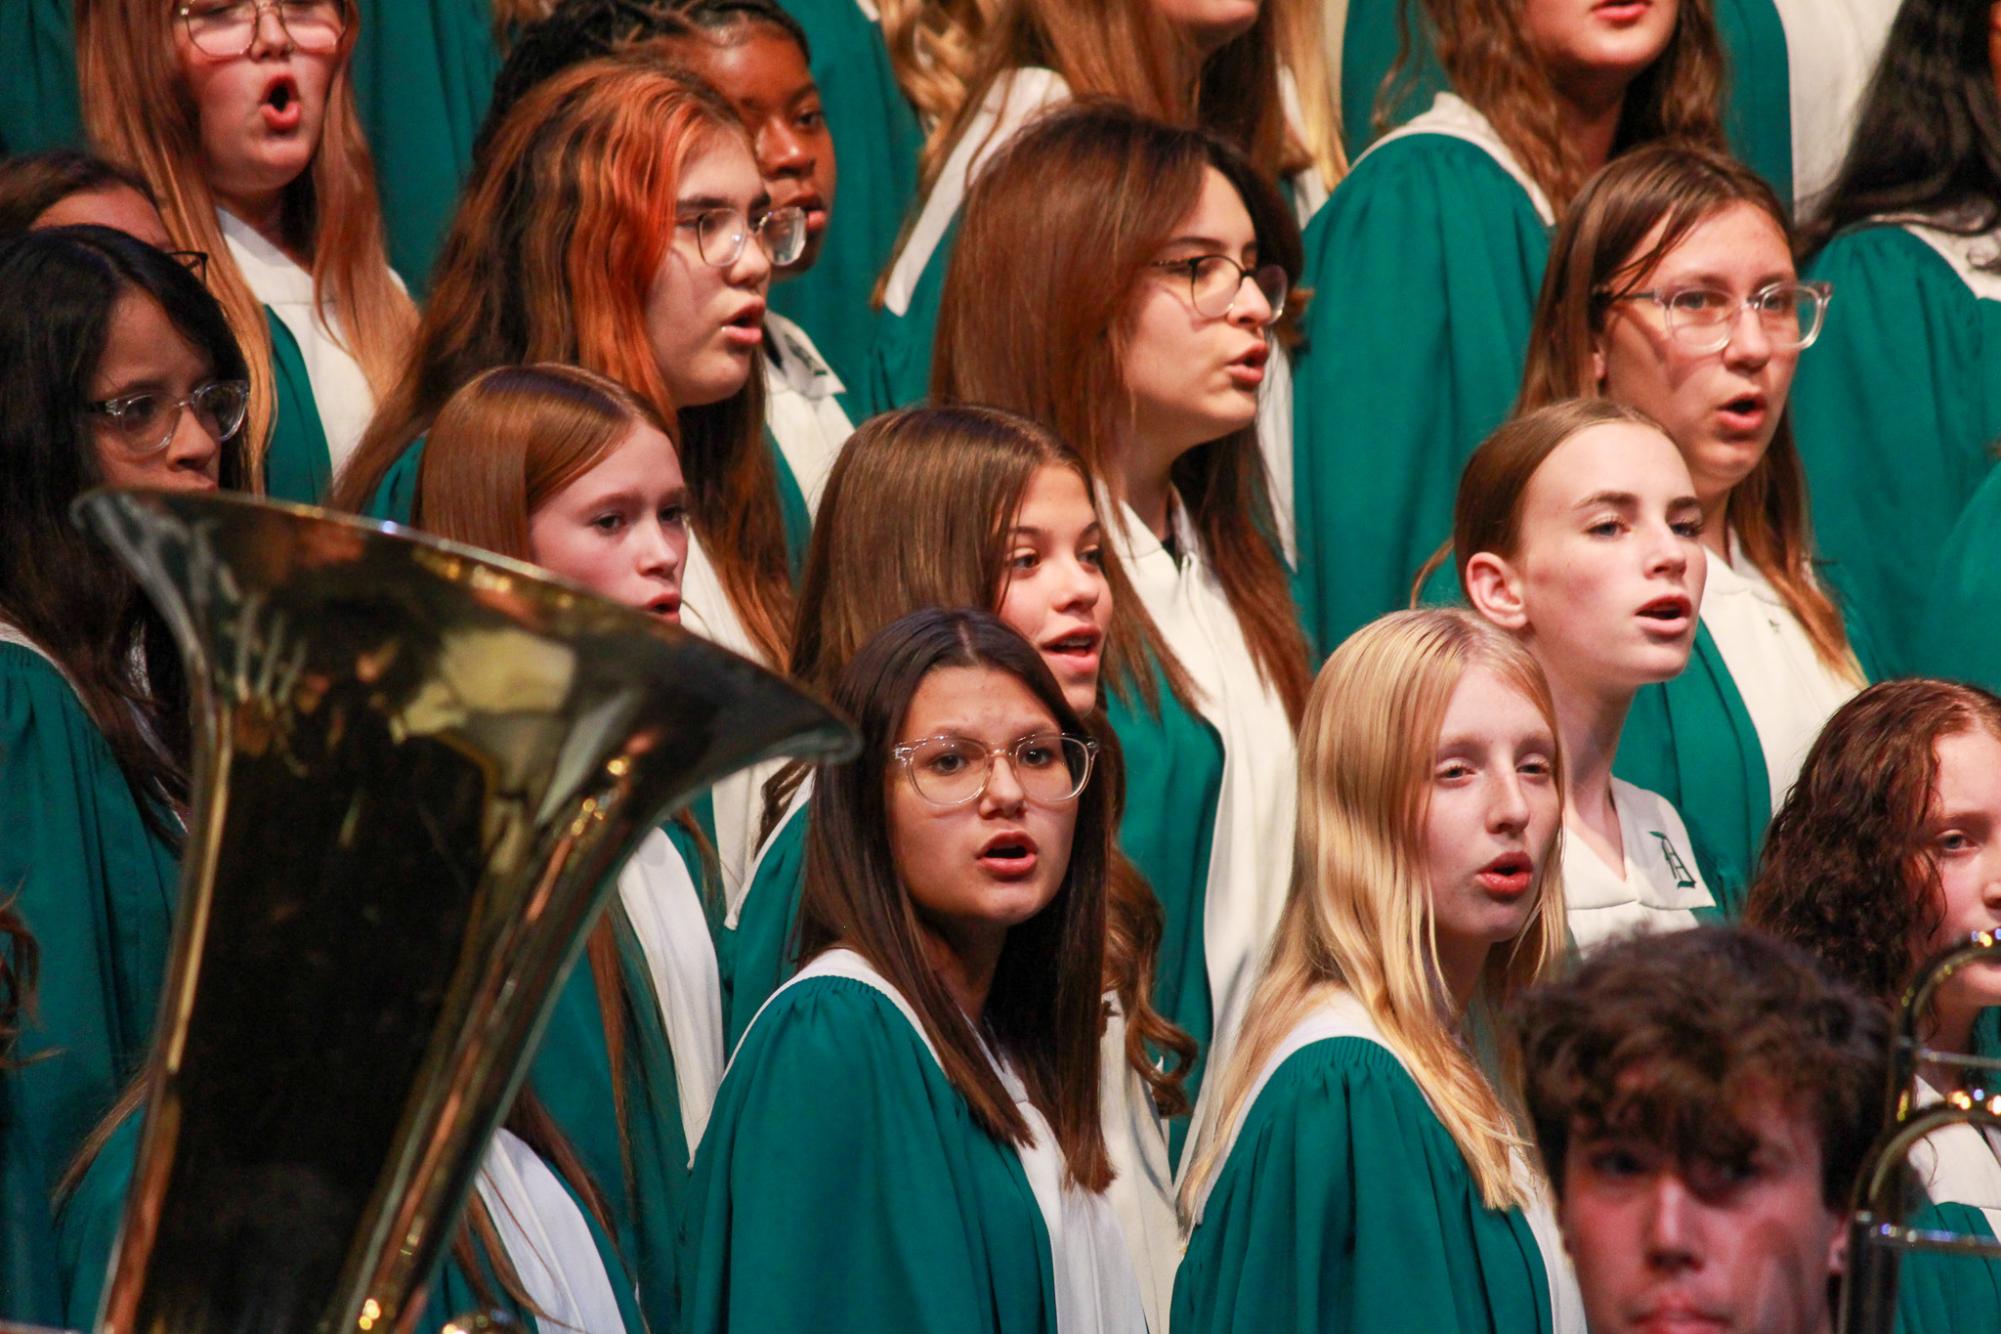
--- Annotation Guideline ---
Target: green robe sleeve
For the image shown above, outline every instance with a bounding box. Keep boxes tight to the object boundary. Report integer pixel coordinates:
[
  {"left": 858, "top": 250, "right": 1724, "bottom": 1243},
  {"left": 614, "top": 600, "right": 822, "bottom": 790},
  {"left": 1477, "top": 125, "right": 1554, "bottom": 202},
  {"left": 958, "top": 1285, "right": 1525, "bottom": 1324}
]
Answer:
[
  {"left": 363, "top": 436, "right": 427, "bottom": 525},
  {"left": 1290, "top": 133, "right": 1548, "bottom": 657},
  {"left": 860, "top": 212, "right": 960, "bottom": 419},
  {"left": 1914, "top": 460, "right": 2001, "bottom": 694},
  {"left": 1792, "top": 226, "right": 2001, "bottom": 670},
  {"left": 349, "top": 0, "right": 500, "bottom": 294},
  {"left": 261, "top": 308, "right": 338, "bottom": 505},
  {"left": 722, "top": 802, "right": 808, "bottom": 1049},
  {"left": 768, "top": 0, "right": 923, "bottom": 393},
  {"left": 527, "top": 903, "right": 690, "bottom": 1334},
  {"left": 1103, "top": 659, "right": 1222, "bottom": 1158},
  {"left": 1171, "top": 1036, "right": 1554, "bottom": 1334},
  {"left": 0, "top": 0, "right": 82, "bottom": 155},
  {"left": 764, "top": 425, "right": 813, "bottom": 582},
  {"left": 0, "top": 647, "right": 178, "bottom": 1184},
  {"left": 682, "top": 975, "right": 1057, "bottom": 1334},
  {"left": 1894, "top": 1199, "right": 2001, "bottom": 1334}
]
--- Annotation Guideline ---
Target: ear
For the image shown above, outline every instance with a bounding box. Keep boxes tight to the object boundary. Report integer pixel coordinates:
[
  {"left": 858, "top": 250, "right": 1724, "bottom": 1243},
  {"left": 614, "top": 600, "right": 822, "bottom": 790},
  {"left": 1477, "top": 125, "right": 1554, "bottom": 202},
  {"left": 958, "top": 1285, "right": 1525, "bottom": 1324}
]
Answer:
[
  {"left": 1464, "top": 551, "right": 1531, "bottom": 632},
  {"left": 1589, "top": 333, "right": 1609, "bottom": 393},
  {"left": 1825, "top": 1206, "right": 1850, "bottom": 1276}
]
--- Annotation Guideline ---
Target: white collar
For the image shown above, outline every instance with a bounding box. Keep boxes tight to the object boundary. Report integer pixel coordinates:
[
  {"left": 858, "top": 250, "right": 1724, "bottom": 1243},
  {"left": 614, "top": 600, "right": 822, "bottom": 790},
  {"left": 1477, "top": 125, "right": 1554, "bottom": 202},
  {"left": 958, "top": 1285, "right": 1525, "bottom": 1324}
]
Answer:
[
  {"left": 763, "top": 311, "right": 845, "bottom": 400},
  {"left": 216, "top": 206, "right": 316, "bottom": 304},
  {"left": 1892, "top": 215, "right": 2001, "bottom": 304}
]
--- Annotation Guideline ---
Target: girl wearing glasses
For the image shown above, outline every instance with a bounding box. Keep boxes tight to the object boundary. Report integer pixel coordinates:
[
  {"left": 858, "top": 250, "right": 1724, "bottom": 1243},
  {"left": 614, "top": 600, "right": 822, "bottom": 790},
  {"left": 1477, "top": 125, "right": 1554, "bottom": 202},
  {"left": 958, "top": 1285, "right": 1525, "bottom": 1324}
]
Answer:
[
  {"left": 685, "top": 606, "right": 1146, "bottom": 1334},
  {"left": 725, "top": 404, "right": 1200, "bottom": 1326},
  {"left": 1174, "top": 608, "right": 1581, "bottom": 1334},
  {"left": 332, "top": 58, "right": 806, "bottom": 894},
  {"left": 934, "top": 102, "right": 1312, "bottom": 1168},
  {"left": 74, "top": 0, "right": 416, "bottom": 504},
  {"left": 864, "top": 0, "right": 1341, "bottom": 418},
  {"left": 1792, "top": 0, "right": 2001, "bottom": 677},
  {"left": 1290, "top": 0, "right": 1725, "bottom": 657},
  {"left": 0, "top": 226, "right": 247, "bottom": 1321},
  {"left": 1512, "top": 142, "right": 1867, "bottom": 911},
  {"left": 1454, "top": 399, "right": 1719, "bottom": 950}
]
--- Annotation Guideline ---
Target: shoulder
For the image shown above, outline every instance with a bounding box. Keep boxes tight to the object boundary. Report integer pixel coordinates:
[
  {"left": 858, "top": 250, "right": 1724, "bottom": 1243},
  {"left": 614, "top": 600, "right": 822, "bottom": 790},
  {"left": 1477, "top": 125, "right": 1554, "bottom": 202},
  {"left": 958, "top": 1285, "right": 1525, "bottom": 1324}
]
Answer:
[
  {"left": 1334, "top": 95, "right": 1550, "bottom": 224},
  {"left": 731, "top": 967, "right": 940, "bottom": 1091},
  {"left": 0, "top": 642, "right": 109, "bottom": 763},
  {"left": 1810, "top": 222, "right": 1982, "bottom": 291}
]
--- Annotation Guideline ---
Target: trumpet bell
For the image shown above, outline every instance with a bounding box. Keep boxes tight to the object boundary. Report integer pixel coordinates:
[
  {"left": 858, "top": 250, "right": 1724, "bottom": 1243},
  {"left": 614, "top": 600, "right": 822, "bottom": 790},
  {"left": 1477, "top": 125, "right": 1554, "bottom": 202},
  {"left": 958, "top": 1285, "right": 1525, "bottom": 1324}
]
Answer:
[{"left": 72, "top": 490, "right": 854, "bottom": 1333}]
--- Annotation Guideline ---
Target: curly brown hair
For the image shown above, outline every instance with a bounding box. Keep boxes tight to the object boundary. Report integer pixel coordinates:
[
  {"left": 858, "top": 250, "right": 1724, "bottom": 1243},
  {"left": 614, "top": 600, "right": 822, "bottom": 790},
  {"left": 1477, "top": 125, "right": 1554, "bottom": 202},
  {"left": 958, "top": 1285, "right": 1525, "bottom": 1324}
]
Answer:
[
  {"left": 1746, "top": 679, "right": 2001, "bottom": 1008},
  {"left": 1513, "top": 926, "right": 1888, "bottom": 1207}
]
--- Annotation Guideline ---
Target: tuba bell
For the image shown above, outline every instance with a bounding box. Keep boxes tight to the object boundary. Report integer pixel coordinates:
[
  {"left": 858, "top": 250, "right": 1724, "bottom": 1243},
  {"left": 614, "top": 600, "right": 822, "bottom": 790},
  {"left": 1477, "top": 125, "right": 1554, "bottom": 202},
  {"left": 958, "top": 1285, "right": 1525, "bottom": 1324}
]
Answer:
[
  {"left": 67, "top": 489, "right": 854, "bottom": 1333},
  {"left": 1838, "top": 930, "right": 2001, "bottom": 1334}
]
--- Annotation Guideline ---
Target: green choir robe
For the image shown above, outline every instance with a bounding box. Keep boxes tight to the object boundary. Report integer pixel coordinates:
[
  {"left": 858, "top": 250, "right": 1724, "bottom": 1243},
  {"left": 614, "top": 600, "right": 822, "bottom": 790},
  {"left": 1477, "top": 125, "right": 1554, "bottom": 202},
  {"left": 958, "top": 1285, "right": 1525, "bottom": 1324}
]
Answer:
[
  {"left": 0, "top": 0, "right": 82, "bottom": 155},
  {"left": 55, "top": 1113, "right": 642, "bottom": 1333},
  {"left": 0, "top": 638, "right": 178, "bottom": 1313},
  {"left": 1793, "top": 222, "right": 2001, "bottom": 671},
  {"left": 768, "top": 0, "right": 923, "bottom": 392},
  {"left": 263, "top": 308, "right": 339, "bottom": 505},
  {"left": 1890, "top": 1077, "right": 2001, "bottom": 1333},
  {"left": 1172, "top": 993, "right": 1577, "bottom": 1333},
  {"left": 682, "top": 964, "right": 1060, "bottom": 1333},
  {"left": 1, "top": 1019, "right": 61, "bottom": 1327},
  {"left": 350, "top": 0, "right": 501, "bottom": 294},
  {"left": 1916, "top": 461, "right": 2001, "bottom": 693},
  {"left": 1291, "top": 94, "right": 1551, "bottom": 657}
]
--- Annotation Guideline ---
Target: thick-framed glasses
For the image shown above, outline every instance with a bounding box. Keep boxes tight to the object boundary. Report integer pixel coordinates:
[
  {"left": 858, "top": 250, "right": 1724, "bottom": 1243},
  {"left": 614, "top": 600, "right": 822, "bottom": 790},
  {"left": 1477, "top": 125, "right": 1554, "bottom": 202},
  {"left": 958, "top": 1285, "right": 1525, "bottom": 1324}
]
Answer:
[
  {"left": 177, "top": 0, "right": 346, "bottom": 58},
  {"left": 166, "top": 249, "right": 209, "bottom": 284},
  {"left": 1598, "top": 281, "right": 1833, "bottom": 353},
  {"left": 1149, "top": 255, "right": 1288, "bottom": 324},
  {"left": 678, "top": 205, "right": 808, "bottom": 268},
  {"left": 87, "top": 380, "right": 250, "bottom": 456},
  {"left": 891, "top": 731, "right": 1098, "bottom": 808}
]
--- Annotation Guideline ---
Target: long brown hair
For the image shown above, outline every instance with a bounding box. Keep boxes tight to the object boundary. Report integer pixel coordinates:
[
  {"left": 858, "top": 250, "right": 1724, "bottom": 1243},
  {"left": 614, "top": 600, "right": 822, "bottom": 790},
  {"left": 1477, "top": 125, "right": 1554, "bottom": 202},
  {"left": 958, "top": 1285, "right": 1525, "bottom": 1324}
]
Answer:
[
  {"left": 1394, "top": 0, "right": 1726, "bottom": 215},
  {"left": 329, "top": 55, "right": 793, "bottom": 664},
  {"left": 1748, "top": 679, "right": 2001, "bottom": 1010},
  {"left": 933, "top": 100, "right": 1311, "bottom": 724},
  {"left": 76, "top": 0, "right": 417, "bottom": 489},
  {"left": 776, "top": 404, "right": 1194, "bottom": 1116},
  {"left": 1182, "top": 609, "right": 1568, "bottom": 1216},
  {"left": 1518, "top": 142, "right": 1859, "bottom": 681},
  {"left": 800, "top": 608, "right": 1114, "bottom": 1189}
]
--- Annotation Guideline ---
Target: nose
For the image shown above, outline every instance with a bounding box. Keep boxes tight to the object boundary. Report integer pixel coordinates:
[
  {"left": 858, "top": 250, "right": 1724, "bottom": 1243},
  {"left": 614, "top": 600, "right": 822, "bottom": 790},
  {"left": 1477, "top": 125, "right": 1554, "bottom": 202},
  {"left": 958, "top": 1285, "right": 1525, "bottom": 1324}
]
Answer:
[
  {"left": 248, "top": 1, "right": 294, "bottom": 56},
  {"left": 1228, "top": 272, "right": 1275, "bottom": 330},
  {"left": 1056, "top": 556, "right": 1104, "bottom": 614},
  {"left": 1643, "top": 517, "right": 1691, "bottom": 579},
  {"left": 1641, "top": 1174, "right": 1704, "bottom": 1277},
  {"left": 1488, "top": 769, "right": 1532, "bottom": 837},
  {"left": 635, "top": 514, "right": 686, "bottom": 586},
  {"left": 978, "top": 749, "right": 1028, "bottom": 817},
  {"left": 1721, "top": 298, "right": 1773, "bottom": 368},
  {"left": 168, "top": 403, "right": 222, "bottom": 478},
  {"left": 758, "top": 121, "right": 813, "bottom": 181},
  {"left": 730, "top": 221, "right": 774, "bottom": 289}
]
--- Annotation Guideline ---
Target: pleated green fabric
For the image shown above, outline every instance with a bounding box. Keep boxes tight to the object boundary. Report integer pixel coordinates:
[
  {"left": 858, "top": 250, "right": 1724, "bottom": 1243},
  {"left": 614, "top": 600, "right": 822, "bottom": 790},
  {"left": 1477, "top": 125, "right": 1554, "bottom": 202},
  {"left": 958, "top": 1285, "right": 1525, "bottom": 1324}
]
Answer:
[
  {"left": 1895, "top": 1200, "right": 2001, "bottom": 1334},
  {"left": 0, "top": 0, "right": 82, "bottom": 155},
  {"left": 1916, "top": 462, "right": 2001, "bottom": 694},
  {"left": 261, "top": 308, "right": 338, "bottom": 505}
]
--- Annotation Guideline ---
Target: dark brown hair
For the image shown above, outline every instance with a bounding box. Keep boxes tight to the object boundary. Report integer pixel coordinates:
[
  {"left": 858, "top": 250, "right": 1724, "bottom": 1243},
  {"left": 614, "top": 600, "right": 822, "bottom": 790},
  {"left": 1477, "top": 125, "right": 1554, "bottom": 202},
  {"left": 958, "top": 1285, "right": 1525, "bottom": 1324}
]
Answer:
[
  {"left": 933, "top": 99, "right": 1311, "bottom": 724},
  {"left": 1394, "top": 0, "right": 1726, "bottom": 215},
  {"left": 799, "top": 608, "right": 1114, "bottom": 1188},
  {"left": 1514, "top": 925, "right": 1889, "bottom": 1207},
  {"left": 1748, "top": 679, "right": 2001, "bottom": 1008},
  {"left": 0, "top": 898, "right": 37, "bottom": 1069},
  {"left": 0, "top": 149, "right": 157, "bottom": 237},
  {"left": 1518, "top": 141, "right": 1858, "bottom": 681}
]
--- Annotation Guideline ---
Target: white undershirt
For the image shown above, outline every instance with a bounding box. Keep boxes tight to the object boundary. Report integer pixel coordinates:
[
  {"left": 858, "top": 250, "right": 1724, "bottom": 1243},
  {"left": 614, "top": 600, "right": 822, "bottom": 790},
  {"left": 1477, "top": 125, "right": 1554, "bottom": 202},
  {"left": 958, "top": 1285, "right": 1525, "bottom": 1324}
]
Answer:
[
  {"left": 1699, "top": 537, "right": 1861, "bottom": 812},
  {"left": 615, "top": 826, "right": 725, "bottom": 1154}
]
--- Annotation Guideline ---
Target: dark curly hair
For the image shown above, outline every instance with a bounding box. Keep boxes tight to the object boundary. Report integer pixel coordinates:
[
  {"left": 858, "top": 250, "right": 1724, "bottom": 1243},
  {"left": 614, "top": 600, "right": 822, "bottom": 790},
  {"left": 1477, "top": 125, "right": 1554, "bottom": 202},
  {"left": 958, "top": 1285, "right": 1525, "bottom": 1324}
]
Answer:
[
  {"left": 1513, "top": 925, "right": 1889, "bottom": 1208},
  {"left": 1746, "top": 679, "right": 2001, "bottom": 1008}
]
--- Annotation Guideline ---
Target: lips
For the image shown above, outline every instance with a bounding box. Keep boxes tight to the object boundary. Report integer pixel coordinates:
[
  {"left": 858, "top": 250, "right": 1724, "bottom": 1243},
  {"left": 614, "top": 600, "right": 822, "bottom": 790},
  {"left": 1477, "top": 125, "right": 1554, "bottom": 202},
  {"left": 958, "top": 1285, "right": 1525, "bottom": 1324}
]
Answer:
[
  {"left": 1715, "top": 391, "right": 1768, "bottom": 435},
  {"left": 976, "top": 830, "right": 1039, "bottom": 880},
  {"left": 1227, "top": 341, "right": 1268, "bottom": 389},
  {"left": 1592, "top": 0, "right": 1653, "bottom": 20},
  {"left": 1040, "top": 625, "right": 1102, "bottom": 664},
  {"left": 261, "top": 74, "right": 302, "bottom": 132},
  {"left": 720, "top": 301, "right": 766, "bottom": 350},
  {"left": 647, "top": 593, "right": 681, "bottom": 622},
  {"left": 1477, "top": 852, "right": 1534, "bottom": 898},
  {"left": 1636, "top": 593, "right": 1693, "bottom": 635}
]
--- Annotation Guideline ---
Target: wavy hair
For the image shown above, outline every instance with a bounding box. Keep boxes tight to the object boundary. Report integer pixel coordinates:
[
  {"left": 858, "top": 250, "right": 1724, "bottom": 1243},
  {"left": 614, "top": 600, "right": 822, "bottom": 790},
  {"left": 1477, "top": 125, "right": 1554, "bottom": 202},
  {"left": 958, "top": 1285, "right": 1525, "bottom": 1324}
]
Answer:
[
  {"left": 1181, "top": 608, "right": 1568, "bottom": 1216},
  {"left": 76, "top": 0, "right": 417, "bottom": 488},
  {"left": 775, "top": 404, "right": 1194, "bottom": 1116},
  {"left": 1390, "top": 0, "right": 1726, "bottom": 215},
  {"left": 933, "top": 100, "right": 1312, "bottom": 724},
  {"left": 330, "top": 55, "right": 793, "bottom": 663},
  {"left": 1517, "top": 142, "right": 1860, "bottom": 682},
  {"left": 800, "top": 608, "right": 1114, "bottom": 1188},
  {"left": 1747, "top": 679, "right": 2001, "bottom": 1009},
  {"left": 1805, "top": 0, "right": 2001, "bottom": 262}
]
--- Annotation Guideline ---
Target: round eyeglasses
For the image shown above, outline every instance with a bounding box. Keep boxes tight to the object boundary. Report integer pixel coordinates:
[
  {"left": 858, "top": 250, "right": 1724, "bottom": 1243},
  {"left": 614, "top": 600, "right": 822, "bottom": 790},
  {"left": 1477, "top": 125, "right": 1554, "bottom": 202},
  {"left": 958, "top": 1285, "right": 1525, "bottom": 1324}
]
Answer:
[
  {"left": 679, "top": 205, "right": 809, "bottom": 269},
  {"left": 1149, "top": 255, "right": 1288, "bottom": 324},
  {"left": 1598, "top": 281, "right": 1834, "bottom": 354},
  {"left": 891, "top": 732, "right": 1098, "bottom": 808},
  {"left": 87, "top": 380, "right": 250, "bottom": 457},
  {"left": 178, "top": 0, "right": 346, "bottom": 57}
]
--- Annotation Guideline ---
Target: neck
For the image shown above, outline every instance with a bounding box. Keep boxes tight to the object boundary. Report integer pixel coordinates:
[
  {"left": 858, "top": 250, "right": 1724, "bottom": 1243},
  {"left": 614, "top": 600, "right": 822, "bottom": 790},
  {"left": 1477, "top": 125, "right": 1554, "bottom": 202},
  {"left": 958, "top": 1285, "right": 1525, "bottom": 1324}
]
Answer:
[
  {"left": 917, "top": 918, "right": 1003, "bottom": 1021},
  {"left": 1921, "top": 1004, "right": 1978, "bottom": 1086},
  {"left": 1114, "top": 431, "right": 1183, "bottom": 543},
  {"left": 1434, "top": 933, "right": 1490, "bottom": 1019},
  {"left": 1699, "top": 492, "right": 1733, "bottom": 560},
  {"left": 1552, "top": 81, "right": 1626, "bottom": 179},
  {"left": 215, "top": 185, "right": 300, "bottom": 264},
  {"left": 1546, "top": 659, "right": 1634, "bottom": 853}
]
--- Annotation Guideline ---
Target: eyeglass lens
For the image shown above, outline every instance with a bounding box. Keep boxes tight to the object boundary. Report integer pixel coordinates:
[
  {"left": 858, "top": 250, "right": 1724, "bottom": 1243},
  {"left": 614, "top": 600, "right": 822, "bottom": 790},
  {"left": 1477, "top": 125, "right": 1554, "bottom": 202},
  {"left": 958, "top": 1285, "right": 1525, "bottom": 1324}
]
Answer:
[
  {"left": 904, "top": 735, "right": 1090, "bottom": 805},
  {"left": 693, "top": 207, "right": 808, "bottom": 268},
  {"left": 183, "top": 1, "right": 345, "bottom": 57},
  {"left": 98, "top": 383, "right": 250, "bottom": 455},
  {"left": 1666, "top": 286, "right": 1826, "bottom": 349},
  {"left": 1188, "top": 256, "right": 1288, "bottom": 322}
]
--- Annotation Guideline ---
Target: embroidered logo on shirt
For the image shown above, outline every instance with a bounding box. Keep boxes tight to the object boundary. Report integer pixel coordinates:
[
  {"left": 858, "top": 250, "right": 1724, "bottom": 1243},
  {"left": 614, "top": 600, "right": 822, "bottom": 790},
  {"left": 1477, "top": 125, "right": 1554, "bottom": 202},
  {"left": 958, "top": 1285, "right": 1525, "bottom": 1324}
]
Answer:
[{"left": 1649, "top": 831, "right": 1698, "bottom": 889}]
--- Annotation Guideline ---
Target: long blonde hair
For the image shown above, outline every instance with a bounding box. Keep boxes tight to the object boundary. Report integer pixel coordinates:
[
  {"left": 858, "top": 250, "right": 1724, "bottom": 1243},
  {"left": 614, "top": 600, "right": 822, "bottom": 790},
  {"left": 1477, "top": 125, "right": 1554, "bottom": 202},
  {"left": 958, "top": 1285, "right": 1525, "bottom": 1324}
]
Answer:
[
  {"left": 76, "top": 0, "right": 416, "bottom": 490},
  {"left": 1180, "top": 609, "right": 1568, "bottom": 1216}
]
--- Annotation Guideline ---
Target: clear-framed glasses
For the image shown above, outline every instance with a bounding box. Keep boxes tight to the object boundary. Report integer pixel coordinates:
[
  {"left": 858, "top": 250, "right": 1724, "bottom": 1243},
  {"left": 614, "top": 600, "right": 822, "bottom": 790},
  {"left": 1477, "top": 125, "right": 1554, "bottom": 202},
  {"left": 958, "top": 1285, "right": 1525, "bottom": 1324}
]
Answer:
[
  {"left": 679, "top": 205, "right": 808, "bottom": 268},
  {"left": 1149, "top": 254, "right": 1288, "bottom": 324},
  {"left": 166, "top": 249, "right": 209, "bottom": 284},
  {"left": 1599, "top": 281, "right": 1834, "bottom": 353},
  {"left": 177, "top": 0, "right": 346, "bottom": 58},
  {"left": 86, "top": 380, "right": 250, "bottom": 456},
  {"left": 891, "top": 731, "right": 1099, "bottom": 808}
]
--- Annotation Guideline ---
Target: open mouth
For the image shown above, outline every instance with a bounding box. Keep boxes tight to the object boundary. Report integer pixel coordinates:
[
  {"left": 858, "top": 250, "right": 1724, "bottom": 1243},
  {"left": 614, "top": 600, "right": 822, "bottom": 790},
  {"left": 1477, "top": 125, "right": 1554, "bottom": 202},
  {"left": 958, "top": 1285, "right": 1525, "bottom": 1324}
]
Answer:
[
  {"left": 1041, "top": 629, "right": 1101, "bottom": 660},
  {"left": 261, "top": 75, "right": 302, "bottom": 129},
  {"left": 976, "top": 831, "right": 1039, "bottom": 878},
  {"left": 1717, "top": 393, "right": 1766, "bottom": 429},
  {"left": 720, "top": 303, "right": 766, "bottom": 348},
  {"left": 1478, "top": 852, "right": 1534, "bottom": 896},
  {"left": 1637, "top": 594, "right": 1692, "bottom": 631},
  {"left": 647, "top": 594, "right": 681, "bottom": 621}
]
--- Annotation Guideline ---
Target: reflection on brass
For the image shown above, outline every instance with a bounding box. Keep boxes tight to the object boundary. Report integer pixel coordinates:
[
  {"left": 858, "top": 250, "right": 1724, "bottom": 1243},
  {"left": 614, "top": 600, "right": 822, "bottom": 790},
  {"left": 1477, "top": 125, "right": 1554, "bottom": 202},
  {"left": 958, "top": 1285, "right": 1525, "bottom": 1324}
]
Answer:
[
  {"left": 73, "top": 490, "right": 855, "bottom": 1333},
  {"left": 1839, "top": 931, "right": 2001, "bottom": 1334}
]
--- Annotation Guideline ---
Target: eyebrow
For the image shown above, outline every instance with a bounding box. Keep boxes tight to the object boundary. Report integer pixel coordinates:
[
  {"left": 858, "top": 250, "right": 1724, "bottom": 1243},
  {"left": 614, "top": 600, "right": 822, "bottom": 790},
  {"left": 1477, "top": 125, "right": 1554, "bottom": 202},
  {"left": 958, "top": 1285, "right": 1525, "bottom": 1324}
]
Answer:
[
  {"left": 679, "top": 190, "right": 776, "bottom": 213},
  {"left": 1660, "top": 268, "right": 1796, "bottom": 289},
  {"left": 92, "top": 375, "right": 174, "bottom": 399},
  {"left": 1572, "top": 490, "right": 1639, "bottom": 513},
  {"left": 1005, "top": 521, "right": 1102, "bottom": 539},
  {"left": 1667, "top": 495, "right": 1703, "bottom": 516}
]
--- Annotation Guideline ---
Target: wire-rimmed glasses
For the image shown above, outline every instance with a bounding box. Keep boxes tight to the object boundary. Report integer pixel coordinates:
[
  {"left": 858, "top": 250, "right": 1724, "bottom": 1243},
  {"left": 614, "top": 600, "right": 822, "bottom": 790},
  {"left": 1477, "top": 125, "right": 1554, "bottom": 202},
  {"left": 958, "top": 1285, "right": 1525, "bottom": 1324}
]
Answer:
[
  {"left": 1598, "top": 281, "right": 1834, "bottom": 353},
  {"left": 1149, "top": 254, "right": 1289, "bottom": 325},
  {"left": 679, "top": 205, "right": 809, "bottom": 268},
  {"left": 86, "top": 380, "right": 250, "bottom": 456},
  {"left": 177, "top": 0, "right": 346, "bottom": 56},
  {"left": 891, "top": 732, "right": 1098, "bottom": 807}
]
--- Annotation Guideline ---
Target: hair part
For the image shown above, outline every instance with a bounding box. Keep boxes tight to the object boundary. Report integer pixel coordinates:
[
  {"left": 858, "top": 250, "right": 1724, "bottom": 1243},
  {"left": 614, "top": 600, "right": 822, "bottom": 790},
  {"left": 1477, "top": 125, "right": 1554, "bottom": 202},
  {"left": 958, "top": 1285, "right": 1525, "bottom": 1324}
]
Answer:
[
  {"left": 1182, "top": 608, "right": 1569, "bottom": 1217},
  {"left": 799, "top": 608, "right": 1115, "bottom": 1189}
]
